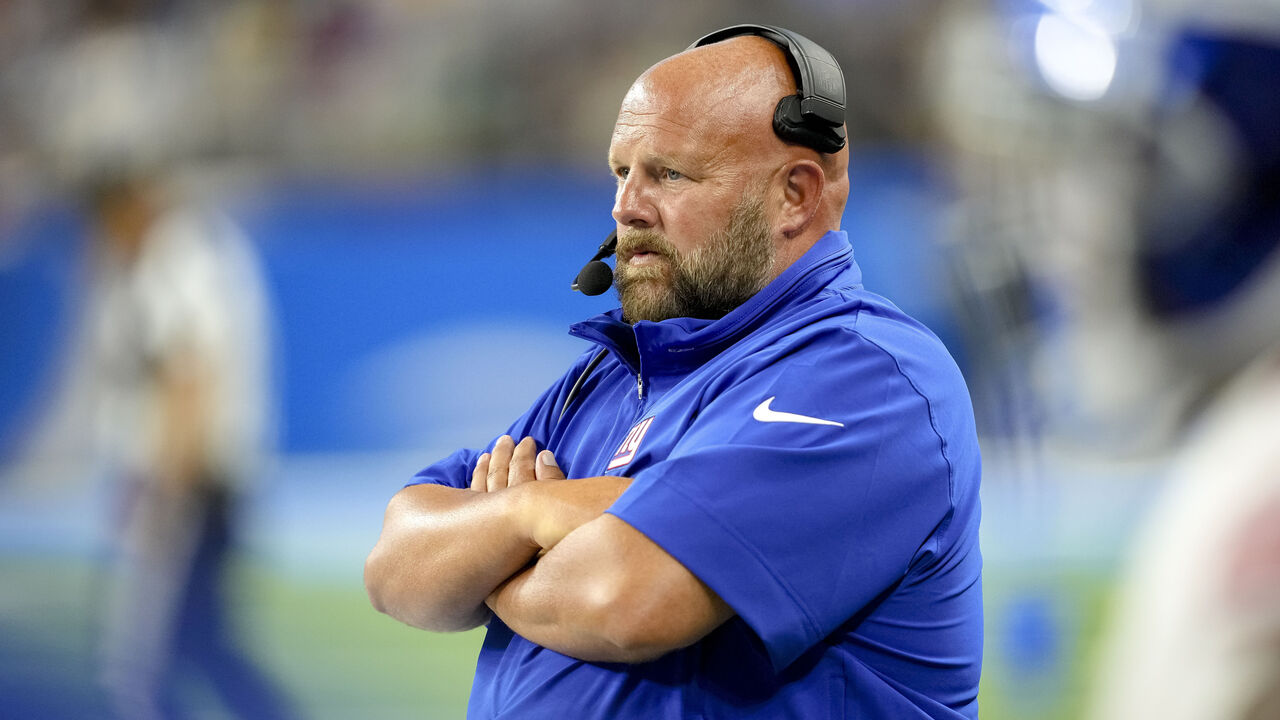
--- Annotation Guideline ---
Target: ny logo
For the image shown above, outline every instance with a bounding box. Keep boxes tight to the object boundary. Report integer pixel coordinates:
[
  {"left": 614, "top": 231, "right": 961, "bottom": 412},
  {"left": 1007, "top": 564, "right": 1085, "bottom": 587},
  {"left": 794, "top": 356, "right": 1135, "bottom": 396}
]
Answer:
[{"left": 606, "top": 416, "right": 655, "bottom": 471}]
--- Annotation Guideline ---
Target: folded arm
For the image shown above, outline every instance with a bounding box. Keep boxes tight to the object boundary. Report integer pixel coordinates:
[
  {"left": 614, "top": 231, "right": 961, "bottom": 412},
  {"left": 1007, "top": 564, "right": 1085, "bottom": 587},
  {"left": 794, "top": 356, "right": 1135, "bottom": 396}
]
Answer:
[
  {"left": 486, "top": 509, "right": 734, "bottom": 663},
  {"left": 364, "top": 435, "right": 545, "bottom": 631},
  {"left": 364, "top": 482, "right": 535, "bottom": 631},
  {"left": 365, "top": 435, "right": 733, "bottom": 660}
]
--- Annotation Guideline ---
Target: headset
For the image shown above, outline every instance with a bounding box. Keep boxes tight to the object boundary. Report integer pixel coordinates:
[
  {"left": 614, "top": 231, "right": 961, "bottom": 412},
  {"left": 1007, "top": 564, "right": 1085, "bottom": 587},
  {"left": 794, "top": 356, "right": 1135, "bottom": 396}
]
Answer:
[
  {"left": 689, "top": 24, "right": 847, "bottom": 155},
  {"left": 571, "top": 23, "right": 847, "bottom": 298}
]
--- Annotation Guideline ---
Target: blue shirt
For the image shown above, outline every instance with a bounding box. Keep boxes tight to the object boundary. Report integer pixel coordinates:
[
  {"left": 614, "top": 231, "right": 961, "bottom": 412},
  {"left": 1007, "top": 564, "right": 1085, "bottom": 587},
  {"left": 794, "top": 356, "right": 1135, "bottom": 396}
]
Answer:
[{"left": 410, "top": 231, "right": 983, "bottom": 719}]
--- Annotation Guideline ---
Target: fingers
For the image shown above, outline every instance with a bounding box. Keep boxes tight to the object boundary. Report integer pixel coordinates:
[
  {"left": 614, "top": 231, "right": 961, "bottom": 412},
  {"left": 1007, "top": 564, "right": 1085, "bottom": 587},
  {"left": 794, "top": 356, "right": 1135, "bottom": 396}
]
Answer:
[
  {"left": 473, "top": 436, "right": 547, "bottom": 492},
  {"left": 470, "top": 452, "right": 490, "bottom": 491},
  {"left": 486, "top": 435, "right": 516, "bottom": 492},
  {"left": 507, "top": 436, "right": 538, "bottom": 487},
  {"left": 535, "top": 450, "right": 566, "bottom": 482}
]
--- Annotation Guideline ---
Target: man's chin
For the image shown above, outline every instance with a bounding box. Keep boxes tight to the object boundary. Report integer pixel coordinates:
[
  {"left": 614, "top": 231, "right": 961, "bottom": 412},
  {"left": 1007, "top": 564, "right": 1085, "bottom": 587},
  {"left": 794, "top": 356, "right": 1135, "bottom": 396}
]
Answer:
[{"left": 619, "top": 281, "right": 677, "bottom": 324}]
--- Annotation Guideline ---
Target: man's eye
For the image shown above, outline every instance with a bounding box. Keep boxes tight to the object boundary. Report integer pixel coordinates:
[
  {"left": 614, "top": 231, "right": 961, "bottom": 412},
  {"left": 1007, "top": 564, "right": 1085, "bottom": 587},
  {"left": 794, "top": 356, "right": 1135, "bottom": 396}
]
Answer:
[
  {"left": 615, "top": 168, "right": 630, "bottom": 180},
  {"left": 663, "top": 168, "right": 684, "bottom": 181}
]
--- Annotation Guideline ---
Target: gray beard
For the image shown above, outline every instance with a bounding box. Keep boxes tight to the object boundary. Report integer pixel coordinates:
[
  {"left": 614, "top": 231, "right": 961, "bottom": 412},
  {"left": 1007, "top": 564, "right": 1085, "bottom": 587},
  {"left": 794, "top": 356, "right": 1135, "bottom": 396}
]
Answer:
[{"left": 614, "top": 196, "right": 775, "bottom": 323}]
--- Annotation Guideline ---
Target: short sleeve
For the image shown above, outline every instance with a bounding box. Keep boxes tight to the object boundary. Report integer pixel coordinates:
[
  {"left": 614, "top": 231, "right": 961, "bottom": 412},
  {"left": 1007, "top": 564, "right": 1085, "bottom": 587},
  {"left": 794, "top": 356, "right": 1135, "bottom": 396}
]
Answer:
[{"left": 607, "top": 329, "right": 957, "bottom": 671}]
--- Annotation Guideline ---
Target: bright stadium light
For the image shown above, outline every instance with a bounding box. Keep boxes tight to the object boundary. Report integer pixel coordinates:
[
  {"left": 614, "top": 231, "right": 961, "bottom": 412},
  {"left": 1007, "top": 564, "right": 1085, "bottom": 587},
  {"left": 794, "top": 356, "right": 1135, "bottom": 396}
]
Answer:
[
  {"left": 1040, "top": 0, "right": 1137, "bottom": 35},
  {"left": 1034, "top": 12, "right": 1118, "bottom": 100}
]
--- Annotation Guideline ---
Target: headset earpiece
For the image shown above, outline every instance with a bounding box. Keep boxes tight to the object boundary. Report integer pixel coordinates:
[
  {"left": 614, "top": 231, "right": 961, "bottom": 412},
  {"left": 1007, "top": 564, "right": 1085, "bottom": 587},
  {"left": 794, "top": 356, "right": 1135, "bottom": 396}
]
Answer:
[
  {"left": 773, "top": 94, "right": 845, "bottom": 155},
  {"left": 689, "top": 24, "right": 847, "bottom": 155}
]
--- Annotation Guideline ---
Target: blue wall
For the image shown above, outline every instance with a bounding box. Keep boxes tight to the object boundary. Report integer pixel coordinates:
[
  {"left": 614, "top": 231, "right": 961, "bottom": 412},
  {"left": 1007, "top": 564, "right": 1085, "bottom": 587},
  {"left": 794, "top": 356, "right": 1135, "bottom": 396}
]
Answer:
[{"left": 0, "top": 155, "right": 962, "bottom": 460}]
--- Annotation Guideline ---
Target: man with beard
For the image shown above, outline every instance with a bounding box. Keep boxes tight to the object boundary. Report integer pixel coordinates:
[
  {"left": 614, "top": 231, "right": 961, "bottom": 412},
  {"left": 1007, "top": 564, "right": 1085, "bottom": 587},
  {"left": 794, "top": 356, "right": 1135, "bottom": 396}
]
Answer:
[{"left": 365, "top": 25, "right": 982, "bottom": 720}]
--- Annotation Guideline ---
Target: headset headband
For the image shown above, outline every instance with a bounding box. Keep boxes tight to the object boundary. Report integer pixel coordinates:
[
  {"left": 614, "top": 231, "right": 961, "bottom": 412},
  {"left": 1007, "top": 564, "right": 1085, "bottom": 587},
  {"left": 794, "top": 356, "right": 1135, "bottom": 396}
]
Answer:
[{"left": 689, "top": 24, "right": 847, "bottom": 155}]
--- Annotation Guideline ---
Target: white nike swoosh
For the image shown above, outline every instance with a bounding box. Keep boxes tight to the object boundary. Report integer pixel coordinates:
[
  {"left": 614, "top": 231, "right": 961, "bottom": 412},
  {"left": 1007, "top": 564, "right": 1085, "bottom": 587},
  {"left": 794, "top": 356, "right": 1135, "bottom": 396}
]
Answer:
[{"left": 752, "top": 397, "right": 844, "bottom": 427}]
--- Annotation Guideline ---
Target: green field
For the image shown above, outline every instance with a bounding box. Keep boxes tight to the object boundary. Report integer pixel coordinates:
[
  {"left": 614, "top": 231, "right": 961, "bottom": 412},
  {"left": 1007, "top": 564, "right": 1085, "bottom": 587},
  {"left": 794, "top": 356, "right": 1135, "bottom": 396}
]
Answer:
[
  {"left": 0, "top": 556, "right": 481, "bottom": 719},
  {"left": 0, "top": 555, "right": 1116, "bottom": 719}
]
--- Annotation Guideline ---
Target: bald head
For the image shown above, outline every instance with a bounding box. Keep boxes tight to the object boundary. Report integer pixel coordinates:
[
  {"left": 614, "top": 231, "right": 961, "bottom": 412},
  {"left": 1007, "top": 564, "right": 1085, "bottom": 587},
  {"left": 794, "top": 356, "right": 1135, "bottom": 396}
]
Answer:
[
  {"left": 607, "top": 34, "right": 850, "bottom": 321},
  {"left": 633, "top": 37, "right": 795, "bottom": 152},
  {"left": 612, "top": 37, "right": 848, "bottom": 251}
]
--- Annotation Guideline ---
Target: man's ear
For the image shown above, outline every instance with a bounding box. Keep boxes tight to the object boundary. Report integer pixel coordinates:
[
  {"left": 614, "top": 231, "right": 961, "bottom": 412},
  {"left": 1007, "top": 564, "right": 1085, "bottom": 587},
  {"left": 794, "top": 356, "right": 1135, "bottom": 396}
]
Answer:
[{"left": 777, "top": 160, "right": 825, "bottom": 238}]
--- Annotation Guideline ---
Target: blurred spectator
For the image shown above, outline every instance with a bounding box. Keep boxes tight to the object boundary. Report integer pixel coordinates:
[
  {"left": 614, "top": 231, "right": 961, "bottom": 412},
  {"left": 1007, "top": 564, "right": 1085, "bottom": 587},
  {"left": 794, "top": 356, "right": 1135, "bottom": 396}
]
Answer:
[
  {"left": 84, "top": 169, "right": 288, "bottom": 720},
  {"left": 8, "top": 2, "right": 296, "bottom": 717},
  {"left": 1, "top": 0, "right": 941, "bottom": 184},
  {"left": 83, "top": 168, "right": 289, "bottom": 720}
]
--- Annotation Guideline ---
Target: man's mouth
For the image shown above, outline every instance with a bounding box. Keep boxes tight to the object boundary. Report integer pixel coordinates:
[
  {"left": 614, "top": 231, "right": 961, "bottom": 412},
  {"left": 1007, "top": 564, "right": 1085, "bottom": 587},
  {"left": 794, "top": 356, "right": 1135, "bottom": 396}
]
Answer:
[
  {"left": 619, "top": 242, "right": 665, "bottom": 265},
  {"left": 626, "top": 249, "right": 661, "bottom": 264}
]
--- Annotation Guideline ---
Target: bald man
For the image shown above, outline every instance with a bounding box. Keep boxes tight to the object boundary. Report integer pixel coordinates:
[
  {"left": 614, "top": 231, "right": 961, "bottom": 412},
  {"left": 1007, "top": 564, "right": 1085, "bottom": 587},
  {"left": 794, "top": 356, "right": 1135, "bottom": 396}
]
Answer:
[{"left": 365, "top": 25, "right": 982, "bottom": 719}]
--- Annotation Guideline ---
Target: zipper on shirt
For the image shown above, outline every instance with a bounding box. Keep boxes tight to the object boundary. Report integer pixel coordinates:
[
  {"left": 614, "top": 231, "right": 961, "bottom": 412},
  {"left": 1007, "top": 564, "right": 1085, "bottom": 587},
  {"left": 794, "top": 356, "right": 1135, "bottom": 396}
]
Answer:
[{"left": 636, "top": 374, "right": 644, "bottom": 400}]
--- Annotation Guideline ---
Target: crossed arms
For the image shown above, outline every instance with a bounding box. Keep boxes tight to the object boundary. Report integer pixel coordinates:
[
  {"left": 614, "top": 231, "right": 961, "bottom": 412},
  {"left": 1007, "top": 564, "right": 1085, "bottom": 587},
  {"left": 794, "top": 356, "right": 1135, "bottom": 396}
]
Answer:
[{"left": 364, "top": 435, "right": 734, "bottom": 663}]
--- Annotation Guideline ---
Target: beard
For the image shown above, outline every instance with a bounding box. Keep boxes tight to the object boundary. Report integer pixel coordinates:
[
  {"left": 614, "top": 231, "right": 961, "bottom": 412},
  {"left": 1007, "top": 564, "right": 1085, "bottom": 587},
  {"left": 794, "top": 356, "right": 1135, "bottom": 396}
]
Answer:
[{"left": 614, "top": 195, "right": 775, "bottom": 323}]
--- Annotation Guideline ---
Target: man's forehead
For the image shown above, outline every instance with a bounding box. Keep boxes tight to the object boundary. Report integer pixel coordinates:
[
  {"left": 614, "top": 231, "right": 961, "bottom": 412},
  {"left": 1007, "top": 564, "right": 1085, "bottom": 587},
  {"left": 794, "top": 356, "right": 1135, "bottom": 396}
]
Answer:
[
  {"left": 621, "top": 40, "right": 791, "bottom": 130},
  {"left": 612, "top": 83, "right": 702, "bottom": 138},
  {"left": 628, "top": 48, "right": 775, "bottom": 115},
  {"left": 609, "top": 47, "right": 784, "bottom": 161},
  {"left": 609, "top": 101, "right": 728, "bottom": 169},
  {"left": 617, "top": 71, "right": 714, "bottom": 124}
]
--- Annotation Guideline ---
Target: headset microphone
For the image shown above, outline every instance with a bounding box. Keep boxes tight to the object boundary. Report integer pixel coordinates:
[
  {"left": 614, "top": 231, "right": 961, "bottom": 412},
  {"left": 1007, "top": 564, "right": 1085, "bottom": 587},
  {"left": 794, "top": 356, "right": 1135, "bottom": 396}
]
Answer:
[{"left": 571, "top": 229, "right": 617, "bottom": 296}]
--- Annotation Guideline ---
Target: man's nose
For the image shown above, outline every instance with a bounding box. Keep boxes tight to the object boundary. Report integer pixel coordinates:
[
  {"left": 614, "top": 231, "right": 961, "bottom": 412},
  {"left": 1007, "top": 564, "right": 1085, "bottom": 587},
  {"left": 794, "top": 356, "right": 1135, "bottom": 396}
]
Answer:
[{"left": 612, "top": 175, "right": 658, "bottom": 229}]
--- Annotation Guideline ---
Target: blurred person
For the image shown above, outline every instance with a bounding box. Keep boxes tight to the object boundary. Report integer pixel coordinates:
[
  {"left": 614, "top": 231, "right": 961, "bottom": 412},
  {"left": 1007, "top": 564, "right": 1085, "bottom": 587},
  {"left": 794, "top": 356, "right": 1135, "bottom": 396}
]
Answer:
[
  {"left": 366, "top": 25, "right": 983, "bottom": 720},
  {"left": 11, "top": 5, "right": 297, "bottom": 718},
  {"left": 924, "top": 3, "right": 1280, "bottom": 717},
  {"left": 1082, "top": 28, "right": 1280, "bottom": 720},
  {"left": 83, "top": 169, "right": 293, "bottom": 720}
]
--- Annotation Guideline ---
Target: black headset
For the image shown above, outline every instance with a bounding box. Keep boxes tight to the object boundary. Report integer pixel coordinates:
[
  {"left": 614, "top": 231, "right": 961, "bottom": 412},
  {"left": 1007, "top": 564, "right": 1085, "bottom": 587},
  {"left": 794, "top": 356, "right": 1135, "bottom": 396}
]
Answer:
[
  {"left": 571, "top": 24, "right": 847, "bottom": 299},
  {"left": 688, "top": 24, "right": 847, "bottom": 155}
]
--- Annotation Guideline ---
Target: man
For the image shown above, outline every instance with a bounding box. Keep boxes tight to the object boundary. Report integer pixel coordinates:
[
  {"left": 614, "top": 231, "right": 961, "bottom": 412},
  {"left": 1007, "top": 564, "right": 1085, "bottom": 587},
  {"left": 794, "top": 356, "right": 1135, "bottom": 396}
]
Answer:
[
  {"left": 366, "top": 25, "right": 982, "bottom": 719},
  {"left": 85, "top": 171, "right": 294, "bottom": 720}
]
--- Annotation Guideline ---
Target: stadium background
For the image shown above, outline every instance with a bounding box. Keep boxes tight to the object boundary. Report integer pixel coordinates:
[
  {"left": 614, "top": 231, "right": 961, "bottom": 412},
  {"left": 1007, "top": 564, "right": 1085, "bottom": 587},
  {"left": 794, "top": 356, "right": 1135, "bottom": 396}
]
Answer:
[{"left": 2, "top": 0, "right": 1264, "bottom": 717}]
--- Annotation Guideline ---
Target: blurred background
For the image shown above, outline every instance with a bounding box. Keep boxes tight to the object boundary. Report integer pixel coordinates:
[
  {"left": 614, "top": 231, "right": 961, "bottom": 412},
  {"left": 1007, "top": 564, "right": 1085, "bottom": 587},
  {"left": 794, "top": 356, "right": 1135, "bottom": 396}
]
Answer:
[{"left": 2, "top": 0, "right": 1278, "bottom": 718}]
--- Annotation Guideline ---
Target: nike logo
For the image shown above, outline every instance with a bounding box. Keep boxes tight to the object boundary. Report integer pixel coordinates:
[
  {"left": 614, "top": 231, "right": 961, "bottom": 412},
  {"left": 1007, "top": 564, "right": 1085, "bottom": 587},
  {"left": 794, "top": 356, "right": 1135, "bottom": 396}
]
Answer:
[{"left": 752, "top": 397, "right": 844, "bottom": 427}]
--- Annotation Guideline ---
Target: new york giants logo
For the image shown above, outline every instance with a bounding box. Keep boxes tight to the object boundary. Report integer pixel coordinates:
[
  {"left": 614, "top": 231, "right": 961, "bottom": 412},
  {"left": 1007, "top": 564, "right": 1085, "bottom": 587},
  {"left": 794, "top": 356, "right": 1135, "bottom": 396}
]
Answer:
[{"left": 606, "top": 416, "right": 655, "bottom": 471}]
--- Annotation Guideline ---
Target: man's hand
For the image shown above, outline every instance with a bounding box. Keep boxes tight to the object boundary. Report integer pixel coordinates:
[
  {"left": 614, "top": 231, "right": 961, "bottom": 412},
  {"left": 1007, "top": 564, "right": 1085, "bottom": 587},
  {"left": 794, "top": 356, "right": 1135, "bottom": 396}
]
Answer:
[
  {"left": 472, "top": 435, "right": 566, "bottom": 491},
  {"left": 469, "top": 435, "right": 629, "bottom": 553},
  {"left": 366, "top": 434, "right": 633, "bottom": 635},
  {"left": 519, "top": 474, "right": 631, "bottom": 551}
]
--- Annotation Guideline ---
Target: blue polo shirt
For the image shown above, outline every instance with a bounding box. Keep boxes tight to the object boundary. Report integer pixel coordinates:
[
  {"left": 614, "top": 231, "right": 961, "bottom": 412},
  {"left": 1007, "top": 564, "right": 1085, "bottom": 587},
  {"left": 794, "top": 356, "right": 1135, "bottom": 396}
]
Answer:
[{"left": 410, "top": 231, "right": 982, "bottom": 719}]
